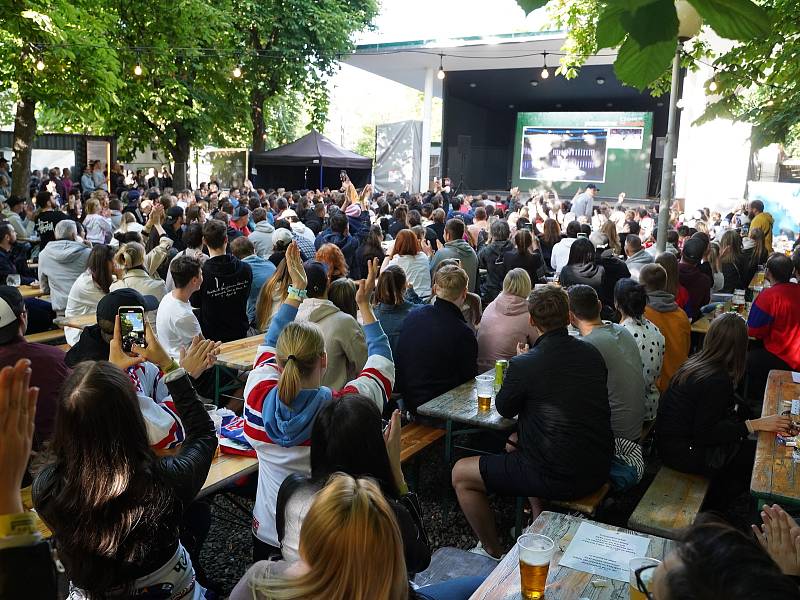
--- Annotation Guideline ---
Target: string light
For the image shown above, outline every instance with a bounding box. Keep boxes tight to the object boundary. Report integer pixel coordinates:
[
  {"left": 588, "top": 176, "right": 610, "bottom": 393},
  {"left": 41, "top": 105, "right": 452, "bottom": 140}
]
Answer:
[
  {"left": 540, "top": 52, "right": 549, "bottom": 80},
  {"left": 232, "top": 65, "right": 242, "bottom": 78},
  {"left": 436, "top": 54, "right": 445, "bottom": 80},
  {"left": 133, "top": 49, "right": 143, "bottom": 76},
  {"left": 36, "top": 58, "right": 45, "bottom": 71},
  {"left": 708, "top": 80, "right": 718, "bottom": 92}
]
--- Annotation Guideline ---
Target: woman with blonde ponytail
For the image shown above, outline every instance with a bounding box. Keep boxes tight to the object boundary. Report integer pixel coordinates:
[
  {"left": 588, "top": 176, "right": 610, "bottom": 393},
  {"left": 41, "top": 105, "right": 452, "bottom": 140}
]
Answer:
[
  {"left": 110, "top": 241, "right": 167, "bottom": 300},
  {"left": 243, "top": 242, "right": 395, "bottom": 560}
]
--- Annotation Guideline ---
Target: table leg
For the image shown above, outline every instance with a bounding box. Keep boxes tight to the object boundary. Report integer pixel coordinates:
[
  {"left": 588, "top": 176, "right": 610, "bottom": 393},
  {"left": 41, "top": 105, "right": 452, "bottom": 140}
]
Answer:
[
  {"left": 442, "top": 419, "right": 454, "bottom": 525},
  {"left": 214, "top": 365, "right": 221, "bottom": 405}
]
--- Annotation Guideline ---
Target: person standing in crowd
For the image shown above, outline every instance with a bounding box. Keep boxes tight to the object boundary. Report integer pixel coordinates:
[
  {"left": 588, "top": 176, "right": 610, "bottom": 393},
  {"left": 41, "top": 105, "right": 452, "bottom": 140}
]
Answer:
[
  {"left": 477, "top": 268, "right": 539, "bottom": 371},
  {"left": 429, "top": 219, "right": 479, "bottom": 293},
  {"left": 657, "top": 314, "right": 791, "bottom": 508},
  {"left": 677, "top": 237, "right": 712, "bottom": 320},
  {"left": 572, "top": 184, "right": 598, "bottom": 221},
  {"left": 193, "top": 219, "right": 253, "bottom": 343},
  {"left": 382, "top": 229, "right": 432, "bottom": 300},
  {"left": 550, "top": 221, "right": 580, "bottom": 275},
  {"left": 748, "top": 199, "right": 774, "bottom": 253},
  {"left": 164, "top": 206, "right": 185, "bottom": 251},
  {"left": 395, "top": 265, "right": 477, "bottom": 412},
  {"left": 231, "top": 236, "right": 276, "bottom": 327},
  {"left": 249, "top": 207, "right": 275, "bottom": 258},
  {"left": 477, "top": 220, "right": 514, "bottom": 304},
  {"left": 64, "top": 245, "right": 114, "bottom": 346},
  {"left": 569, "top": 284, "right": 646, "bottom": 489},
  {"left": 453, "top": 284, "right": 612, "bottom": 559},
  {"left": 747, "top": 253, "right": 800, "bottom": 402},
  {"left": 38, "top": 220, "right": 91, "bottom": 316},
  {"left": 294, "top": 260, "right": 366, "bottom": 389},
  {"left": 83, "top": 196, "right": 114, "bottom": 244},
  {"left": 33, "top": 190, "right": 69, "bottom": 250},
  {"left": 614, "top": 278, "right": 665, "bottom": 421},
  {"left": 0, "top": 286, "right": 69, "bottom": 449}
]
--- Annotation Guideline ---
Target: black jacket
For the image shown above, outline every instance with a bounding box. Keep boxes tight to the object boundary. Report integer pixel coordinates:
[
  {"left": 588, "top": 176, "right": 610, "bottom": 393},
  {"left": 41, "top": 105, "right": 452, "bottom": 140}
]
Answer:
[
  {"left": 193, "top": 254, "right": 252, "bottom": 342},
  {"left": 33, "top": 373, "right": 216, "bottom": 592},
  {"left": 596, "top": 249, "right": 631, "bottom": 317},
  {"left": 0, "top": 247, "right": 35, "bottom": 285},
  {"left": 503, "top": 249, "right": 544, "bottom": 285},
  {"left": 395, "top": 299, "right": 477, "bottom": 411},
  {"left": 0, "top": 541, "right": 58, "bottom": 600},
  {"left": 478, "top": 240, "right": 514, "bottom": 303},
  {"left": 33, "top": 211, "right": 70, "bottom": 250},
  {"left": 65, "top": 324, "right": 109, "bottom": 367},
  {"left": 496, "top": 328, "right": 613, "bottom": 498}
]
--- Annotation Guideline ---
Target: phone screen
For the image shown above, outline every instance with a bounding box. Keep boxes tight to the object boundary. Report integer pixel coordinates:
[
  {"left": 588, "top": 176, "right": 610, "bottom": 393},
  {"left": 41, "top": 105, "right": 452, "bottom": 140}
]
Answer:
[{"left": 119, "top": 306, "right": 146, "bottom": 352}]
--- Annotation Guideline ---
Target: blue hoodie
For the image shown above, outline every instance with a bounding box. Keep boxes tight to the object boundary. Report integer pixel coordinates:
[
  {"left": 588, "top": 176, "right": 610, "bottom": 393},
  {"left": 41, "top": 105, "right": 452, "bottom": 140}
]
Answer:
[{"left": 314, "top": 231, "right": 361, "bottom": 278}]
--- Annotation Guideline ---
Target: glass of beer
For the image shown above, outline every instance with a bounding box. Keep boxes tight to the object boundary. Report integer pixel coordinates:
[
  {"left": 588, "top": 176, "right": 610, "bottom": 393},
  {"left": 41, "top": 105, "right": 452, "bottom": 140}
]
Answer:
[
  {"left": 517, "top": 533, "right": 554, "bottom": 599},
  {"left": 629, "top": 557, "right": 660, "bottom": 600},
  {"left": 475, "top": 374, "right": 494, "bottom": 411}
]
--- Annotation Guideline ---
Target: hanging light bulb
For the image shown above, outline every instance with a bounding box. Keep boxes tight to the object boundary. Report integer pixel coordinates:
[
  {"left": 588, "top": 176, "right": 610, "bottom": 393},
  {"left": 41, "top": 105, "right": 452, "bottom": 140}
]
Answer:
[
  {"left": 437, "top": 54, "right": 445, "bottom": 80},
  {"left": 232, "top": 65, "right": 242, "bottom": 78},
  {"left": 708, "top": 80, "right": 718, "bottom": 92},
  {"left": 36, "top": 58, "right": 45, "bottom": 71},
  {"left": 766, "top": 99, "right": 775, "bottom": 107},
  {"left": 540, "top": 52, "right": 549, "bottom": 80},
  {"left": 133, "top": 63, "right": 143, "bottom": 76}
]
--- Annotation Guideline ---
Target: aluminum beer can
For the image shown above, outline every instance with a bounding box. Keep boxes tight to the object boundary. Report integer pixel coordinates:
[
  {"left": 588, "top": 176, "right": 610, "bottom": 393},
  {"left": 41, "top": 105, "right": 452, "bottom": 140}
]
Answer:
[{"left": 495, "top": 360, "right": 508, "bottom": 392}]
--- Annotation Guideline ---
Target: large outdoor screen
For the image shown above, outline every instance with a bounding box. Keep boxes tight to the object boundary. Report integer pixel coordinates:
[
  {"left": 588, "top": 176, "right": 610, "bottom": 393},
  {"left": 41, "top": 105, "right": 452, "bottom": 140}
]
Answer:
[{"left": 520, "top": 126, "right": 608, "bottom": 183}]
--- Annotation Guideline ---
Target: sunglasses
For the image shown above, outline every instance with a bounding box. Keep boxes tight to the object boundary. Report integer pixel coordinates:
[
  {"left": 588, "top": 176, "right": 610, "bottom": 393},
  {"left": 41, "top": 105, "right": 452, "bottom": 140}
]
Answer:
[{"left": 634, "top": 564, "right": 657, "bottom": 600}]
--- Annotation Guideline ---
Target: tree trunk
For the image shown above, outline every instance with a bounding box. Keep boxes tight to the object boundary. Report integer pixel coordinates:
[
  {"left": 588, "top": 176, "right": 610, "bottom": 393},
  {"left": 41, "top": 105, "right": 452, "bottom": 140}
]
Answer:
[
  {"left": 11, "top": 96, "right": 36, "bottom": 199},
  {"left": 172, "top": 129, "right": 191, "bottom": 190},
  {"left": 251, "top": 88, "right": 266, "bottom": 153}
]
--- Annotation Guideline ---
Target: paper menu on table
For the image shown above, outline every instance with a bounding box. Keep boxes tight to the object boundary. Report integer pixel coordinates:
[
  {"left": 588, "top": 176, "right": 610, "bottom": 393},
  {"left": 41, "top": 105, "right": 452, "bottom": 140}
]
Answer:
[
  {"left": 792, "top": 372, "right": 800, "bottom": 384},
  {"left": 558, "top": 522, "right": 651, "bottom": 582}
]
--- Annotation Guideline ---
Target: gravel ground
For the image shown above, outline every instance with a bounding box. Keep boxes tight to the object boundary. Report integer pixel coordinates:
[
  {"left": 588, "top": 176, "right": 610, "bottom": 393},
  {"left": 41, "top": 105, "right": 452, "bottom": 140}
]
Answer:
[{"left": 199, "top": 431, "right": 758, "bottom": 597}]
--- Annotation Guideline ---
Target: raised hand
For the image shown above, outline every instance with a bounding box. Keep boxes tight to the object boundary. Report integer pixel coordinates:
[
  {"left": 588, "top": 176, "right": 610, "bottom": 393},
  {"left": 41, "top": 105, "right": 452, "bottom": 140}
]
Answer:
[
  {"left": 180, "top": 337, "right": 222, "bottom": 379},
  {"left": 109, "top": 315, "right": 146, "bottom": 371},
  {"left": 286, "top": 242, "right": 307, "bottom": 291},
  {"left": 752, "top": 504, "right": 800, "bottom": 575}
]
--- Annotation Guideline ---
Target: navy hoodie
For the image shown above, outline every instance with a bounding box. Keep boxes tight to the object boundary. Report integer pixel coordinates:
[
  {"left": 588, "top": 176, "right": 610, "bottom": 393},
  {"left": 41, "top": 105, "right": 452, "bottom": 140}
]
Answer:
[
  {"left": 314, "top": 231, "right": 360, "bottom": 279},
  {"left": 192, "top": 254, "right": 253, "bottom": 342}
]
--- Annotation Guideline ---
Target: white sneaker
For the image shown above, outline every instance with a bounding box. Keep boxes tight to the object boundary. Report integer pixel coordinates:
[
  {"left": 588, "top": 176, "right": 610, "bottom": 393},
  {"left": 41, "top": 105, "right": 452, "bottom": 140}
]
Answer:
[{"left": 468, "top": 542, "right": 505, "bottom": 561}]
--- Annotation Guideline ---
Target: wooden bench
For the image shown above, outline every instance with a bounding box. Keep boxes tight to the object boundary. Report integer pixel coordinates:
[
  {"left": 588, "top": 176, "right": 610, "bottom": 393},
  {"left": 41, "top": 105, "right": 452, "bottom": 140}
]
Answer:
[
  {"left": 514, "top": 483, "right": 611, "bottom": 538},
  {"left": 24, "top": 329, "right": 66, "bottom": 345},
  {"left": 628, "top": 467, "right": 710, "bottom": 539},
  {"left": 400, "top": 423, "right": 445, "bottom": 464}
]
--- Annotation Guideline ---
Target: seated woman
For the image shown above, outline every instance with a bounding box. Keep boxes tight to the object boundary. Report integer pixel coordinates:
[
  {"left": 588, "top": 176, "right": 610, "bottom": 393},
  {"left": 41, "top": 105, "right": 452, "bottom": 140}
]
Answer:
[
  {"left": 277, "top": 398, "right": 430, "bottom": 574},
  {"left": 477, "top": 268, "right": 539, "bottom": 371},
  {"left": 614, "top": 278, "right": 665, "bottom": 422},
  {"left": 254, "top": 259, "right": 290, "bottom": 333},
  {"left": 231, "top": 474, "right": 482, "bottom": 600},
  {"left": 382, "top": 229, "right": 432, "bottom": 300},
  {"left": 502, "top": 229, "right": 544, "bottom": 285},
  {"left": 33, "top": 326, "right": 219, "bottom": 598},
  {"left": 657, "top": 313, "right": 791, "bottom": 508},
  {"left": 329, "top": 278, "right": 358, "bottom": 320},
  {"left": 374, "top": 265, "right": 422, "bottom": 357},
  {"left": 559, "top": 238, "right": 614, "bottom": 318},
  {"left": 718, "top": 229, "right": 749, "bottom": 293},
  {"left": 243, "top": 245, "right": 394, "bottom": 560},
  {"left": 64, "top": 244, "right": 114, "bottom": 346},
  {"left": 111, "top": 241, "right": 167, "bottom": 300},
  {"left": 315, "top": 243, "right": 349, "bottom": 282}
]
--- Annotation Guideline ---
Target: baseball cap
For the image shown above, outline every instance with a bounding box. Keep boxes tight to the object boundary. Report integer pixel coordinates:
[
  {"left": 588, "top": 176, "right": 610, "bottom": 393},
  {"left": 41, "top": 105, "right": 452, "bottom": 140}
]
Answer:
[
  {"left": 304, "top": 261, "right": 329, "bottom": 297},
  {"left": 96, "top": 288, "right": 159, "bottom": 326},
  {"left": 127, "top": 189, "right": 141, "bottom": 202},
  {"left": 589, "top": 231, "right": 609, "bottom": 249},
  {"left": 273, "top": 228, "right": 293, "bottom": 246},
  {"left": 281, "top": 208, "right": 298, "bottom": 220},
  {"left": 0, "top": 286, "right": 24, "bottom": 343},
  {"left": 586, "top": 184, "right": 599, "bottom": 191},
  {"left": 233, "top": 205, "right": 250, "bottom": 219},
  {"left": 682, "top": 237, "right": 706, "bottom": 263},
  {"left": 166, "top": 206, "right": 184, "bottom": 221}
]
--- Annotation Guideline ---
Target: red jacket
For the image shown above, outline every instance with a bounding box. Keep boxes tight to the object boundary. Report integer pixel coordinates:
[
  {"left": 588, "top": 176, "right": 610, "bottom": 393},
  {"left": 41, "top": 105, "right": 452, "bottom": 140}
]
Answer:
[{"left": 748, "top": 282, "right": 800, "bottom": 370}]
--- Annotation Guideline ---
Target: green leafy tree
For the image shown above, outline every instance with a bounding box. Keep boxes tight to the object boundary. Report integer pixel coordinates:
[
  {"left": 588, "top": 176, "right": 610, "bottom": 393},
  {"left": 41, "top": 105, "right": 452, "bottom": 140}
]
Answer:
[
  {"left": 231, "top": 0, "right": 378, "bottom": 152},
  {"left": 0, "top": 2, "right": 122, "bottom": 198}
]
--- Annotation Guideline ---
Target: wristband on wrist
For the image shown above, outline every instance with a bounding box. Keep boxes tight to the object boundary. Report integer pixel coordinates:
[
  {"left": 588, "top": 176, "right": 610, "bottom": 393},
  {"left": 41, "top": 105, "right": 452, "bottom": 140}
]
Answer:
[
  {"left": 0, "top": 512, "right": 38, "bottom": 539},
  {"left": 287, "top": 286, "right": 308, "bottom": 299}
]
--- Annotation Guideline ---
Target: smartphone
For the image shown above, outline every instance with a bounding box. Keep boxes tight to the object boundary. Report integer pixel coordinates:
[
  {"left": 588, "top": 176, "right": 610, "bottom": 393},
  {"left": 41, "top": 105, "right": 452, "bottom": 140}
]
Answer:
[{"left": 118, "top": 306, "right": 146, "bottom": 353}]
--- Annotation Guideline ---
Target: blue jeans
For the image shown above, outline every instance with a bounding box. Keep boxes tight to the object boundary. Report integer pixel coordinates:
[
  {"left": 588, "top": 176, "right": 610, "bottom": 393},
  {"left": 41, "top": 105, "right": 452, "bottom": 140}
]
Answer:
[{"left": 416, "top": 576, "right": 485, "bottom": 600}]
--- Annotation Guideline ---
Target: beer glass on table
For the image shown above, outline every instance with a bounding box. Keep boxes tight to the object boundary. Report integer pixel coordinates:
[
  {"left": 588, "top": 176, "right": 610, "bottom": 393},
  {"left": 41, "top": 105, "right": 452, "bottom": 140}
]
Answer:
[
  {"left": 6, "top": 274, "right": 20, "bottom": 287},
  {"left": 475, "top": 374, "right": 493, "bottom": 411},
  {"left": 517, "top": 533, "right": 554, "bottom": 599},
  {"left": 629, "top": 557, "right": 660, "bottom": 600}
]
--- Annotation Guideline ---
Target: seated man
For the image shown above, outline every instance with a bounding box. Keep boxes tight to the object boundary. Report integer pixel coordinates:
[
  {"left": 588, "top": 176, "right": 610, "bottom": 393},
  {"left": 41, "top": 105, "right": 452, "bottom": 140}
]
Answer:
[
  {"left": 38, "top": 219, "right": 91, "bottom": 317},
  {"left": 640, "top": 263, "right": 691, "bottom": 393},
  {"left": 231, "top": 236, "right": 276, "bottom": 326},
  {"left": 624, "top": 234, "right": 654, "bottom": 280},
  {"left": 429, "top": 219, "right": 479, "bottom": 293},
  {"left": 677, "top": 237, "right": 712, "bottom": 320},
  {"left": 0, "top": 285, "right": 70, "bottom": 450},
  {"left": 452, "top": 284, "right": 612, "bottom": 559},
  {"left": 0, "top": 223, "right": 52, "bottom": 333},
  {"left": 569, "top": 284, "right": 646, "bottom": 490},
  {"left": 747, "top": 253, "right": 800, "bottom": 403},
  {"left": 395, "top": 265, "right": 478, "bottom": 411},
  {"left": 477, "top": 219, "right": 513, "bottom": 303}
]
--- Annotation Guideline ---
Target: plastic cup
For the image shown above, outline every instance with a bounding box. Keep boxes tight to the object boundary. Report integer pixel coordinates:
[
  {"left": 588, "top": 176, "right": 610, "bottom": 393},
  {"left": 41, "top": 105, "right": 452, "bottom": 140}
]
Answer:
[
  {"left": 518, "top": 534, "right": 554, "bottom": 599},
  {"left": 475, "top": 374, "right": 494, "bottom": 411}
]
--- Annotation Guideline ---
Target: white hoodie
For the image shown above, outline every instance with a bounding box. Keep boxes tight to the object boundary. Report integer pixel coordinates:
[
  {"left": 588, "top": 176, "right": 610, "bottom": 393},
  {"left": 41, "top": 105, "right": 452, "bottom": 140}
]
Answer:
[{"left": 249, "top": 220, "right": 275, "bottom": 258}]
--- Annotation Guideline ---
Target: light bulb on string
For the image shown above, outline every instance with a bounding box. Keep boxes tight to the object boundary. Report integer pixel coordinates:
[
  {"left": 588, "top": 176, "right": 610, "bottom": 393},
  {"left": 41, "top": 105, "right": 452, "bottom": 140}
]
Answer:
[
  {"left": 437, "top": 54, "right": 445, "bottom": 80},
  {"left": 36, "top": 58, "right": 45, "bottom": 71},
  {"left": 133, "top": 63, "right": 143, "bottom": 76},
  {"left": 232, "top": 65, "right": 242, "bottom": 78},
  {"left": 708, "top": 80, "right": 718, "bottom": 92},
  {"left": 540, "top": 52, "right": 549, "bottom": 80}
]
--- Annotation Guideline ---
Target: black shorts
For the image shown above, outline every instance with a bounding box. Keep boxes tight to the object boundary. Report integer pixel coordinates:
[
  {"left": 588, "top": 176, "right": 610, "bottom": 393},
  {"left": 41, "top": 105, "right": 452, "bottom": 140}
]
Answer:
[{"left": 479, "top": 452, "right": 588, "bottom": 500}]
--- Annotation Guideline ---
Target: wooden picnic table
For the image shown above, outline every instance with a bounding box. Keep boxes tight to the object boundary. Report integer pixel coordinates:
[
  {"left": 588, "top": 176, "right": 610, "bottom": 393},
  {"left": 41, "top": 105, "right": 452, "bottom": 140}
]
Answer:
[
  {"left": 691, "top": 303, "right": 750, "bottom": 336},
  {"left": 216, "top": 334, "right": 263, "bottom": 370},
  {"left": 751, "top": 370, "right": 800, "bottom": 509},
  {"left": 21, "top": 450, "right": 258, "bottom": 539},
  {"left": 19, "top": 284, "right": 45, "bottom": 299},
  {"left": 54, "top": 310, "right": 157, "bottom": 331},
  {"left": 417, "top": 369, "right": 515, "bottom": 466},
  {"left": 469, "top": 511, "right": 674, "bottom": 600}
]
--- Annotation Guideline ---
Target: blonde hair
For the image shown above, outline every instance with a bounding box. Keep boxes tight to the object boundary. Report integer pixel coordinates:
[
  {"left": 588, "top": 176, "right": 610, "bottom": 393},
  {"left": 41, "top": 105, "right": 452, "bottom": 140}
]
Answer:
[
  {"left": 115, "top": 241, "right": 145, "bottom": 270},
  {"left": 502, "top": 268, "right": 532, "bottom": 299},
  {"left": 255, "top": 259, "right": 291, "bottom": 331},
  {"left": 276, "top": 321, "right": 325, "bottom": 404},
  {"left": 86, "top": 197, "right": 101, "bottom": 215},
  {"left": 433, "top": 264, "right": 468, "bottom": 302},
  {"left": 254, "top": 474, "right": 408, "bottom": 600}
]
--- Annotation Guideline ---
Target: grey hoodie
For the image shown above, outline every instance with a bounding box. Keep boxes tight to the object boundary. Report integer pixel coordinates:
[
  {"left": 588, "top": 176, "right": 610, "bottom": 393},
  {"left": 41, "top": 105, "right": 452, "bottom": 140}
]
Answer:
[
  {"left": 295, "top": 297, "right": 367, "bottom": 389},
  {"left": 38, "top": 239, "right": 91, "bottom": 313},
  {"left": 430, "top": 239, "right": 479, "bottom": 292},
  {"left": 646, "top": 290, "right": 678, "bottom": 313},
  {"left": 249, "top": 220, "right": 275, "bottom": 259}
]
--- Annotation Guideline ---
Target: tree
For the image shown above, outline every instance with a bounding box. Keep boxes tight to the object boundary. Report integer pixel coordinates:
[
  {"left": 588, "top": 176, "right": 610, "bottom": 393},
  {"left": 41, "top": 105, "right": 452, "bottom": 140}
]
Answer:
[
  {"left": 102, "top": 0, "right": 242, "bottom": 189},
  {"left": 517, "top": 0, "right": 771, "bottom": 92},
  {"left": 0, "top": 2, "right": 122, "bottom": 198},
  {"left": 231, "top": 0, "right": 379, "bottom": 153}
]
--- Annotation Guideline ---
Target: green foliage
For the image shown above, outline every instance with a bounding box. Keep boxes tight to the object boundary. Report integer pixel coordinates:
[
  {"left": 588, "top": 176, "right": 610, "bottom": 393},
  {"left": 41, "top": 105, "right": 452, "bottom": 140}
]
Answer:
[{"left": 354, "top": 124, "right": 376, "bottom": 160}]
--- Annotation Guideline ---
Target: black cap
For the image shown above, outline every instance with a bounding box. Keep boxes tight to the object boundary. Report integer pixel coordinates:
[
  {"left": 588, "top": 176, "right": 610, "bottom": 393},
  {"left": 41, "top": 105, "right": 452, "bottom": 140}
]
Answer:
[
  {"left": 233, "top": 205, "right": 250, "bottom": 219},
  {"left": 96, "top": 288, "right": 159, "bottom": 325},
  {"left": 682, "top": 237, "right": 706, "bottom": 263},
  {"left": 0, "top": 286, "right": 24, "bottom": 344},
  {"left": 303, "top": 261, "right": 329, "bottom": 297},
  {"left": 586, "top": 184, "right": 599, "bottom": 191},
  {"left": 166, "top": 206, "right": 184, "bottom": 221}
]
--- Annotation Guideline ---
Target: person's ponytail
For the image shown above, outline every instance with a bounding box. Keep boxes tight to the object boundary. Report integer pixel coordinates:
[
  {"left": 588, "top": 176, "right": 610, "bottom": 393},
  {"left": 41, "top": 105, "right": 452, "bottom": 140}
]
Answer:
[{"left": 276, "top": 322, "right": 325, "bottom": 405}]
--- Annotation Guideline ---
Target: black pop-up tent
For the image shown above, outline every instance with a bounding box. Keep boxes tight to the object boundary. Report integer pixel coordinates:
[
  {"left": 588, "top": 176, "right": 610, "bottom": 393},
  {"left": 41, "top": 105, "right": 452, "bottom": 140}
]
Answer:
[{"left": 250, "top": 130, "right": 372, "bottom": 191}]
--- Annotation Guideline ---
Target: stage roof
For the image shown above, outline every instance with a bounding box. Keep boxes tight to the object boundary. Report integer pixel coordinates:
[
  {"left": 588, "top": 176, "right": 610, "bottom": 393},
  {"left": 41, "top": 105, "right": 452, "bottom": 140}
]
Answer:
[{"left": 344, "top": 32, "right": 618, "bottom": 96}]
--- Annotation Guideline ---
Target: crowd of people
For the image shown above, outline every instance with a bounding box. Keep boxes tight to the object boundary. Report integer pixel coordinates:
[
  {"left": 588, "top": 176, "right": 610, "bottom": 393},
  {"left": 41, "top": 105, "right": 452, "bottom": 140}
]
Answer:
[{"left": 1, "top": 162, "right": 800, "bottom": 599}]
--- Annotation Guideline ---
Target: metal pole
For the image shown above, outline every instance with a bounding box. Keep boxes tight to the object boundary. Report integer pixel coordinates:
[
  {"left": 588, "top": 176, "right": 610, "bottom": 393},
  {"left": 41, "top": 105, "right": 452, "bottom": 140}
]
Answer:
[
  {"left": 656, "top": 43, "right": 682, "bottom": 253},
  {"left": 420, "top": 67, "right": 434, "bottom": 193}
]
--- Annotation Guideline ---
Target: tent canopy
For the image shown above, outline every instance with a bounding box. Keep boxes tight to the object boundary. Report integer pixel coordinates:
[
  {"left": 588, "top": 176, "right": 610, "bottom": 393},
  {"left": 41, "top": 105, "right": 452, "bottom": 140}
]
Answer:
[{"left": 251, "top": 130, "right": 372, "bottom": 169}]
